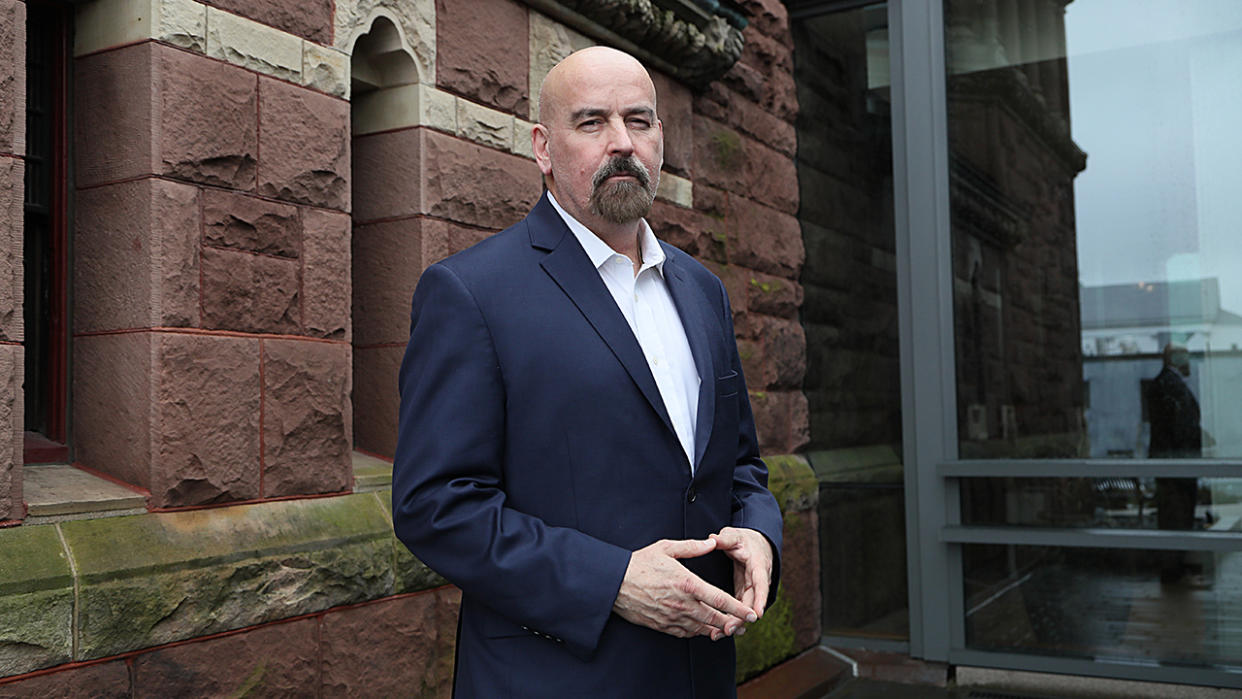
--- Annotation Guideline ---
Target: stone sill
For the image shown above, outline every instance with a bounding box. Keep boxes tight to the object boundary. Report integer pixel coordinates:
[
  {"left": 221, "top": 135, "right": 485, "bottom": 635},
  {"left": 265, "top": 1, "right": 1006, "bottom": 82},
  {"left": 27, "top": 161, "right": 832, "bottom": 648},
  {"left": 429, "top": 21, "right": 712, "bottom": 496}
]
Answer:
[{"left": 0, "top": 454, "right": 815, "bottom": 681}]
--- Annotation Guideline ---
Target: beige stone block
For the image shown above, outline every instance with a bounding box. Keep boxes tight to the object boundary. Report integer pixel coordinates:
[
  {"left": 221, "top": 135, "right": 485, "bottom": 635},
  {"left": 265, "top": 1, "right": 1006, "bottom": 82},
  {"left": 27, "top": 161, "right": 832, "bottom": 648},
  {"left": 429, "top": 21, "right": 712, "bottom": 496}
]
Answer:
[
  {"left": 512, "top": 118, "right": 536, "bottom": 159},
  {"left": 301, "top": 40, "right": 349, "bottom": 98},
  {"left": 351, "top": 83, "right": 454, "bottom": 137},
  {"left": 528, "top": 11, "right": 592, "bottom": 121},
  {"left": 335, "top": 0, "right": 435, "bottom": 84},
  {"left": 206, "top": 6, "right": 302, "bottom": 82},
  {"left": 656, "top": 171, "right": 693, "bottom": 208},
  {"left": 74, "top": 0, "right": 207, "bottom": 56},
  {"left": 456, "top": 98, "right": 513, "bottom": 151}
]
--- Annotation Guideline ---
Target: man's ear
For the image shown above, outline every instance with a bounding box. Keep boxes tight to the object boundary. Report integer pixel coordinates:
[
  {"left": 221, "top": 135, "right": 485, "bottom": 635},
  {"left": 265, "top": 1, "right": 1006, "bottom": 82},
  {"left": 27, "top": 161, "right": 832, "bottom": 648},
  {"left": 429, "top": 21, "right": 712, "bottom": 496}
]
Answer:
[{"left": 532, "top": 123, "right": 554, "bottom": 177}]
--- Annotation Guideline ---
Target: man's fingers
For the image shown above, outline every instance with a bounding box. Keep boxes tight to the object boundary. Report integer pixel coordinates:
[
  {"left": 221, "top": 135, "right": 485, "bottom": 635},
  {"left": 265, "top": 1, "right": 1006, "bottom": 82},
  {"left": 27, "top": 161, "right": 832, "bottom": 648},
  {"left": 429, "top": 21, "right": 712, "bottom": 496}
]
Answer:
[
  {"left": 701, "top": 582, "right": 757, "bottom": 623},
  {"left": 752, "top": 569, "right": 770, "bottom": 618},
  {"left": 662, "top": 538, "right": 717, "bottom": 559}
]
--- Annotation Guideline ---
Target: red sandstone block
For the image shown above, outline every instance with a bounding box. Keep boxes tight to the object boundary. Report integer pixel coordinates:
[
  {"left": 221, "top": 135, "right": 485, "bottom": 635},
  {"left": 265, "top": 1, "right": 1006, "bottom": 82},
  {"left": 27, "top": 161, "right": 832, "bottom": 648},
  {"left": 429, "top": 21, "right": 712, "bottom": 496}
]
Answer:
[
  {"left": 0, "top": 0, "right": 25, "bottom": 156},
  {"left": 261, "top": 339, "right": 351, "bottom": 498},
  {"left": 75, "top": 43, "right": 156, "bottom": 187},
  {"left": 421, "top": 129, "right": 542, "bottom": 230},
  {"left": 0, "top": 156, "right": 22, "bottom": 341},
  {"left": 744, "top": 270, "right": 803, "bottom": 319},
  {"left": 74, "top": 332, "right": 154, "bottom": 490},
  {"left": 352, "top": 345, "right": 402, "bottom": 458},
  {"left": 200, "top": 246, "right": 300, "bottom": 334},
  {"left": 157, "top": 46, "right": 258, "bottom": 189},
  {"left": 695, "top": 82, "right": 796, "bottom": 158},
  {"left": 75, "top": 178, "right": 201, "bottom": 333},
  {"left": 694, "top": 116, "right": 798, "bottom": 217},
  {"left": 445, "top": 220, "right": 496, "bottom": 256},
  {"left": 0, "top": 343, "right": 21, "bottom": 520},
  {"left": 436, "top": 0, "right": 529, "bottom": 115},
  {"left": 352, "top": 128, "right": 422, "bottom": 225},
  {"left": 203, "top": 188, "right": 300, "bottom": 258},
  {"left": 320, "top": 587, "right": 461, "bottom": 698},
  {"left": 302, "top": 208, "right": 351, "bottom": 341},
  {"left": 749, "top": 389, "right": 808, "bottom": 456},
  {"left": 739, "top": 0, "right": 792, "bottom": 44},
  {"left": 352, "top": 217, "right": 440, "bottom": 348},
  {"left": 152, "top": 332, "right": 260, "bottom": 507},
  {"left": 258, "top": 77, "right": 349, "bottom": 211},
  {"left": 783, "top": 507, "right": 821, "bottom": 650},
  {"left": 0, "top": 659, "right": 130, "bottom": 698},
  {"left": 726, "top": 196, "right": 803, "bottom": 278},
  {"left": 649, "top": 199, "right": 719, "bottom": 263},
  {"left": 200, "top": 0, "right": 332, "bottom": 44},
  {"left": 132, "top": 618, "right": 318, "bottom": 696},
  {"left": 651, "top": 70, "right": 693, "bottom": 176}
]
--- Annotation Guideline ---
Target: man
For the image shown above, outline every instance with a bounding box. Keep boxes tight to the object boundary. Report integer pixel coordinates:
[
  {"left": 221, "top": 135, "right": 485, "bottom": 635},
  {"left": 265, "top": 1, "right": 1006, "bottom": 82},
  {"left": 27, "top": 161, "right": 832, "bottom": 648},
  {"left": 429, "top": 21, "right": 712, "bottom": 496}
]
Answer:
[
  {"left": 391, "top": 47, "right": 783, "bottom": 697},
  {"left": 1148, "top": 343, "right": 1204, "bottom": 584}
]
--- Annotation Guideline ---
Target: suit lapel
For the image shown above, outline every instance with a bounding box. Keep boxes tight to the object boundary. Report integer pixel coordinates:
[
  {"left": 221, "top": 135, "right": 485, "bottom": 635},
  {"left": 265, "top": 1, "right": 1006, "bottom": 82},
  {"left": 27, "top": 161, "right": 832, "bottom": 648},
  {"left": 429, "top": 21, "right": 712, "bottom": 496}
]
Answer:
[
  {"left": 529, "top": 196, "right": 677, "bottom": 438},
  {"left": 661, "top": 250, "right": 719, "bottom": 472}
]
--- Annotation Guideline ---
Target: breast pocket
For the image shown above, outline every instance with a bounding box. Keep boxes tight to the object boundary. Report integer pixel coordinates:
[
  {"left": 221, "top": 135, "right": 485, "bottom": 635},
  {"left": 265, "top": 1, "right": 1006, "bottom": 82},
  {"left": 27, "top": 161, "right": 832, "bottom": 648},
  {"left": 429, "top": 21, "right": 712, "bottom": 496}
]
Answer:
[{"left": 716, "top": 370, "right": 741, "bottom": 399}]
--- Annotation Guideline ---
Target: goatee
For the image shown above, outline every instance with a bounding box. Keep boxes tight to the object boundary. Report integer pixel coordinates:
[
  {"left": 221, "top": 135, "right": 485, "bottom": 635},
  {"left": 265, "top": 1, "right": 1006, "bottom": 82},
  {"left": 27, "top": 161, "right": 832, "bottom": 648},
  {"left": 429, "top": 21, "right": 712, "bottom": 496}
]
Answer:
[{"left": 589, "top": 156, "right": 658, "bottom": 224}]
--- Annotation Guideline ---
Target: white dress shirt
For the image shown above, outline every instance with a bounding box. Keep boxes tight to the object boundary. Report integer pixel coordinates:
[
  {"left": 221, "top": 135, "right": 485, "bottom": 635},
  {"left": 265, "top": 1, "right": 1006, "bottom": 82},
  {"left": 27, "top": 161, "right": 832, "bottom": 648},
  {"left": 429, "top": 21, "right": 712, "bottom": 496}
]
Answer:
[{"left": 548, "top": 193, "right": 701, "bottom": 471}]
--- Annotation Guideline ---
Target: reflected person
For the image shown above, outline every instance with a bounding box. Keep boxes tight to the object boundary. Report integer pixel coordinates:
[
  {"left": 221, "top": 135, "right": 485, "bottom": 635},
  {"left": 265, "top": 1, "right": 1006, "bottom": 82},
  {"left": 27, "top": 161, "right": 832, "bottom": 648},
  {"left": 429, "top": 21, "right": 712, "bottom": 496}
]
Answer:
[{"left": 1148, "top": 343, "right": 1202, "bottom": 584}]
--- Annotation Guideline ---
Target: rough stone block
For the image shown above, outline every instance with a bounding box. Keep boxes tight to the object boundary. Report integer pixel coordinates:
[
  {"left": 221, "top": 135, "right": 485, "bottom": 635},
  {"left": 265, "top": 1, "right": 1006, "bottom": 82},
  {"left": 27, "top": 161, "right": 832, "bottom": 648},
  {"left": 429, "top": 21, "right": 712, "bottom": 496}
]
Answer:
[
  {"left": 0, "top": 344, "right": 21, "bottom": 520},
  {"left": 320, "top": 587, "right": 460, "bottom": 698},
  {"left": 205, "top": 6, "right": 301, "bottom": 81},
  {"left": 200, "top": 247, "right": 300, "bottom": 334},
  {"left": 648, "top": 198, "right": 719, "bottom": 264},
  {"left": 422, "top": 129, "right": 541, "bottom": 229},
  {"left": 744, "top": 271, "right": 803, "bottom": 319},
  {"left": 0, "top": 660, "right": 129, "bottom": 698},
  {"left": 739, "top": 0, "right": 792, "bottom": 44},
  {"left": 456, "top": 98, "right": 514, "bottom": 151},
  {"left": 436, "top": 0, "right": 528, "bottom": 115},
  {"left": 302, "top": 208, "right": 351, "bottom": 340},
  {"left": 261, "top": 339, "right": 352, "bottom": 498},
  {"left": 656, "top": 171, "right": 693, "bottom": 208},
  {"left": 75, "top": 0, "right": 207, "bottom": 56},
  {"left": 334, "top": 0, "right": 435, "bottom": 84},
  {"left": 132, "top": 618, "right": 319, "bottom": 696},
  {"left": 512, "top": 117, "right": 536, "bottom": 159},
  {"left": 75, "top": 178, "right": 201, "bottom": 332},
  {"left": 63, "top": 493, "right": 393, "bottom": 659},
  {"left": 202, "top": 188, "right": 299, "bottom": 259},
  {"left": 202, "top": 0, "right": 332, "bottom": 44},
  {"left": 258, "top": 77, "right": 349, "bottom": 210},
  {"left": 351, "top": 128, "right": 422, "bottom": 224},
  {"left": 153, "top": 332, "right": 260, "bottom": 507},
  {"left": 528, "top": 10, "right": 593, "bottom": 120},
  {"left": 696, "top": 82, "right": 796, "bottom": 157},
  {"left": 694, "top": 115, "right": 798, "bottom": 216},
  {"left": 727, "top": 196, "right": 804, "bottom": 279},
  {"left": 0, "top": 0, "right": 25, "bottom": 156},
  {"left": 749, "top": 389, "right": 809, "bottom": 456},
  {"left": 73, "top": 332, "right": 154, "bottom": 490},
  {"left": 352, "top": 217, "right": 440, "bottom": 347},
  {"left": 74, "top": 43, "right": 155, "bottom": 187},
  {"left": 352, "top": 345, "right": 401, "bottom": 458},
  {"left": 0, "top": 157, "right": 22, "bottom": 341},
  {"left": 302, "top": 41, "right": 349, "bottom": 99},
  {"left": 158, "top": 45, "right": 258, "bottom": 188},
  {"left": 0, "top": 525, "right": 74, "bottom": 675},
  {"left": 651, "top": 70, "right": 691, "bottom": 176},
  {"left": 374, "top": 490, "right": 448, "bottom": 592}
]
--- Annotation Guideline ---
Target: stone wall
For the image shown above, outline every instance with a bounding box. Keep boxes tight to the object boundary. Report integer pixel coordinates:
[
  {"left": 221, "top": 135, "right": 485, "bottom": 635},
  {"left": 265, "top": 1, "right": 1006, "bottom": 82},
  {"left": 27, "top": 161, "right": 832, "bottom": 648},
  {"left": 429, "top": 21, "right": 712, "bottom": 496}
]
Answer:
[{"left": 0, "top": 0, "right": 24, "bottom": 524}]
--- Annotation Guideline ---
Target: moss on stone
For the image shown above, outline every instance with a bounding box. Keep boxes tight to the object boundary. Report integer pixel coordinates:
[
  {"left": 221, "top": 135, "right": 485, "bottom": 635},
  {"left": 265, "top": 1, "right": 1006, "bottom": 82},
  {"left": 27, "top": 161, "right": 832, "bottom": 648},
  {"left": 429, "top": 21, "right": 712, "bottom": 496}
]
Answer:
[
  {"left": 711, "top": 130, "right": 744, "bottom": 171},
  {"left": 764, "top": 454, "right": 817, "bottom": 514},
  {"left": 733, "top": 585, "right": 796, "bottom": 683}
]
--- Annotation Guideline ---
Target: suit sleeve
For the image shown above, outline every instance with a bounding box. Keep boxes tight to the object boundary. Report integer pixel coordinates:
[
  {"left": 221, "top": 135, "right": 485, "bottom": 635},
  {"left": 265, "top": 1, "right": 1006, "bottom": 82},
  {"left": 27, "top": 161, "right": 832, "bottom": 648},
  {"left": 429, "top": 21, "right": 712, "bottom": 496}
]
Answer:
[
  {"left": 391, "top": 263, "right": 631, "bottom": 658},
  {"left": 719, "top": 280, "right": 784, "bottom": 609}
]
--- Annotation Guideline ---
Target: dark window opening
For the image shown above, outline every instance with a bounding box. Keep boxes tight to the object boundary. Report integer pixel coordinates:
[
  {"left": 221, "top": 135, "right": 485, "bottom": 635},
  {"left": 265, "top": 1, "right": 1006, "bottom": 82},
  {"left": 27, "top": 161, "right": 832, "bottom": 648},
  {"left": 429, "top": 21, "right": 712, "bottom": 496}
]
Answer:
[{"left": 23, "top": 1, "right": 72, "bottom": 463}]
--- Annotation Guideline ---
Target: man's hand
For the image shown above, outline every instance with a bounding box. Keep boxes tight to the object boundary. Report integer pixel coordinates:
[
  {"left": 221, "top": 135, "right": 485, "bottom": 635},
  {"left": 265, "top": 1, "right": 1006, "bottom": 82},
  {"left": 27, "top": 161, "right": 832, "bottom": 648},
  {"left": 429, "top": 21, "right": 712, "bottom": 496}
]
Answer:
[
  {"left": 613, "top": 538, "right": 758, "bottom": 641},
  {"left": 710, "top": 527, "right": 774, "bottom": 621}
]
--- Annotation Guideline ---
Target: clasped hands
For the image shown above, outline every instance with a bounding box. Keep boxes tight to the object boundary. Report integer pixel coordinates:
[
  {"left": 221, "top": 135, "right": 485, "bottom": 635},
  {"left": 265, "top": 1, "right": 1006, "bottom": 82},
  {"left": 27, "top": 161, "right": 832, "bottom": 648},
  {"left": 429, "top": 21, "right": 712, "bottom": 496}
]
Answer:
[{"left": 612, "top": 527, "right": 773, "bottom": 641}]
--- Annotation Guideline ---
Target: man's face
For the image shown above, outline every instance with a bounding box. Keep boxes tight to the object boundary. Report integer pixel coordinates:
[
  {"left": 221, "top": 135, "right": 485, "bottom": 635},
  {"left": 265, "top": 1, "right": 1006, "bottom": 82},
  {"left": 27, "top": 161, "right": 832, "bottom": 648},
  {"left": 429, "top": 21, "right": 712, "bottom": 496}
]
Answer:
[{"left": 534, "top": 55, "right": 664, "bottom": 227}]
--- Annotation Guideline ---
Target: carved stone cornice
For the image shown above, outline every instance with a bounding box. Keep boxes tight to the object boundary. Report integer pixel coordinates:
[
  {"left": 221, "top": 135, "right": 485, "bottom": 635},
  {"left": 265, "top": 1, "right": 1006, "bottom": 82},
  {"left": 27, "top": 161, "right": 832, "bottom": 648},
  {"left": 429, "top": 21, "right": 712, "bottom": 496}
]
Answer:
[{"left": 518, "top": 0, "right": 747, "bottom": 88}]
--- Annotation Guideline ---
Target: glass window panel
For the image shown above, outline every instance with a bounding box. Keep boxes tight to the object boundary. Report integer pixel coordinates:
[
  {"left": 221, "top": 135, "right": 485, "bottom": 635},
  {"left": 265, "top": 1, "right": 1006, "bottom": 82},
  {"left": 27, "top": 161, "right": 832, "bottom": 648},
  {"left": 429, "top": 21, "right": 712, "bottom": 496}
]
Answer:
[
  {"left": 965, "top": 544, "right": 1242, "bottom": 669},
  {"left": 794, "top": 3, "right": 907, "bottom": 639},
  {"left": 945, "top": 0, "right": 1242, "bottom": 460},
  {"left": 960, "top": 476, "right": 1242, "bottom": 530}
]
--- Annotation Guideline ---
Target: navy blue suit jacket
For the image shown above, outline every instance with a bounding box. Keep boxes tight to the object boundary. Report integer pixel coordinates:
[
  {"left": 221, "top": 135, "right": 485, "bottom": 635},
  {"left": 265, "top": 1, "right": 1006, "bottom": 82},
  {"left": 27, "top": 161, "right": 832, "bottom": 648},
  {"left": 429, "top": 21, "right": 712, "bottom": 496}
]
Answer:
[{"left": 392, "top": 194, "right": 783, "bottom": 697}]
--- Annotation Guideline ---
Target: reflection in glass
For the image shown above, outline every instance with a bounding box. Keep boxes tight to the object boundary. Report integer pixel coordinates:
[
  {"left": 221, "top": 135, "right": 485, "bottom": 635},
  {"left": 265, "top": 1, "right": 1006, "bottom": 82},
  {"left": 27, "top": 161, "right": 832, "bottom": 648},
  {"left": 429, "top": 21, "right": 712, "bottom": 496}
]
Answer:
[
  {"left": 793, "top": 4, "right": 907, "bottom": 639},
  {"left": 964, "top": 544, "right": 1242, "bottom": 669},
  {"left": 945, "top": 0, "right": 1242, "bottom": 461}
]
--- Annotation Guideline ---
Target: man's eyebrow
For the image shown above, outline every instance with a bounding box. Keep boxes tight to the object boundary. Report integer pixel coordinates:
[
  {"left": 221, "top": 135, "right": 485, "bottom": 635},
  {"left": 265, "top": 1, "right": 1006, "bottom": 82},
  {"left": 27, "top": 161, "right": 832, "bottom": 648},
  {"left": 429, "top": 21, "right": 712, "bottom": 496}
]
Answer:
[{"left": 567, "top": 106, "right": 656, "bottom": 122}]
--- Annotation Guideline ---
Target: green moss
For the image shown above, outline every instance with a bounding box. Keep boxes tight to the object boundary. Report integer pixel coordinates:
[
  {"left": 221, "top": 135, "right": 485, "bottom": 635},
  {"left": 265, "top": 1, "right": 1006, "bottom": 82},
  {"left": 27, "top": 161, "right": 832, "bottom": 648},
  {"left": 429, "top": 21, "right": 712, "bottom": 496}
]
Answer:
[
  {"left": 711, "top": 130, "right": 744, "bottom": 171},
  {"left": 765, "top": 454, "right": 817, "bottom": 513},
  {"left": 734, "top": 585, "right": 796, "bottom": 683},
  {"left": 748, "top": 278, "right": 777, "bottom": 293}
]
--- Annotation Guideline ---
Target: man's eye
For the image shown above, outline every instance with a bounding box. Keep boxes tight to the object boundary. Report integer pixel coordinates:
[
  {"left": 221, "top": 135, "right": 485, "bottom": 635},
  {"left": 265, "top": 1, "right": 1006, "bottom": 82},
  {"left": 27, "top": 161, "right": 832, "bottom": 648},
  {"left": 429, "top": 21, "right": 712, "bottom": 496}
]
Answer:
[
  {"left": 579, "top": 119, "right": 603, "bottom": 130},
  {"left": 628, "top": 119, "right": 650, "bottom": 129}
]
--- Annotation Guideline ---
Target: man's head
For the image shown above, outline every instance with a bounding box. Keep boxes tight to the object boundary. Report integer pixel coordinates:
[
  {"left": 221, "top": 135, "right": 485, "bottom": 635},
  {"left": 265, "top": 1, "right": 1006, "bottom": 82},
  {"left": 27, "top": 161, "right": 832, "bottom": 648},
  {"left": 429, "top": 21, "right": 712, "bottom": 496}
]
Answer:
[
  {"left": 1163, "top": 343, "right": 1191, "bottom": 376},
  {"left": 532, "top": 47, "right": 664, "bottom": 230}
]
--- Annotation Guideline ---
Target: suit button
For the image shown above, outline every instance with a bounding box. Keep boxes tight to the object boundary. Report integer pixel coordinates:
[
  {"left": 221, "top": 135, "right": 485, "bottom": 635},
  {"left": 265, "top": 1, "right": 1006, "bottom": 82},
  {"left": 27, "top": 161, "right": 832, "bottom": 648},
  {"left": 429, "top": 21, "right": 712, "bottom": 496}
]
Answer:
[{"left": 686, "top": 486, "right": 697, "bottom": 503}]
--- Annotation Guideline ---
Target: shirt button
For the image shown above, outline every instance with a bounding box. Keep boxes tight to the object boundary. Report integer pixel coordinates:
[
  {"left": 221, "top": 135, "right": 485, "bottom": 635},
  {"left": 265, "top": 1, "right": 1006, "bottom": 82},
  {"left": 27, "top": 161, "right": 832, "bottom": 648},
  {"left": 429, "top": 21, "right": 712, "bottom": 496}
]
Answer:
[{"left": 686, "top": 486, "right": 697, "bottom": 503}]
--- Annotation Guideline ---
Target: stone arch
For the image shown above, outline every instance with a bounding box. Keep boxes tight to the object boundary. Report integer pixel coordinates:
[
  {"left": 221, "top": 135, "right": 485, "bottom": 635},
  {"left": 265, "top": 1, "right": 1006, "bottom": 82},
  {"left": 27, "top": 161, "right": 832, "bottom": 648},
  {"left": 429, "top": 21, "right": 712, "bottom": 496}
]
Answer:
[{"left": 335, "top": 0, "right": 435, "bottom": 86}]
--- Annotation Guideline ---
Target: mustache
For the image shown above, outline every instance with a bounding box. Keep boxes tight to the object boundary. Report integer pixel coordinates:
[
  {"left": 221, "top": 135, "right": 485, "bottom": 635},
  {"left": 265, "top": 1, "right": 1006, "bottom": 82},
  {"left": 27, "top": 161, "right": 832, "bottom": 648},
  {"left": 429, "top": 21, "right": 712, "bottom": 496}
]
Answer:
[{"left": 592, "top": 156, "right": 651, "bottom": 190}]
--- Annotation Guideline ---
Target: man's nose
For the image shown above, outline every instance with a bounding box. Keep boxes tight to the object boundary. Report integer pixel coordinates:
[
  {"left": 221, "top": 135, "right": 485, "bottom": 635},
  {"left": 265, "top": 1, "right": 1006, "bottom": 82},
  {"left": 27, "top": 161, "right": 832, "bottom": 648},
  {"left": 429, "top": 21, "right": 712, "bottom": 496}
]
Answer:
[{"left": 606, "top": 120, "right": 635, "bottom": 155}]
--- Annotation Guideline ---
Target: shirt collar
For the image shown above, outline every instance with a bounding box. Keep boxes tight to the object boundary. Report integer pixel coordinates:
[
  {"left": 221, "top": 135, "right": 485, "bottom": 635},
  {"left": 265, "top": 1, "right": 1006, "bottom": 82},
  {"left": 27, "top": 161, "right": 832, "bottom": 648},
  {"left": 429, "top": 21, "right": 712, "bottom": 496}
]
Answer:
[{"left": 548, "top": 191, "right": 666, "bottom": 275}]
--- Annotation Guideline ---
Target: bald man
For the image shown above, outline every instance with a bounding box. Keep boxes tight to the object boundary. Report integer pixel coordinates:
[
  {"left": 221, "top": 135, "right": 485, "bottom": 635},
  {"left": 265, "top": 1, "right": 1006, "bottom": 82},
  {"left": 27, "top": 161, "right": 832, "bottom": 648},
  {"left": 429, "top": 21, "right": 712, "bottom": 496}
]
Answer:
[{"left": 392, "top": 47, "right": 783, "bottom": 697}]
